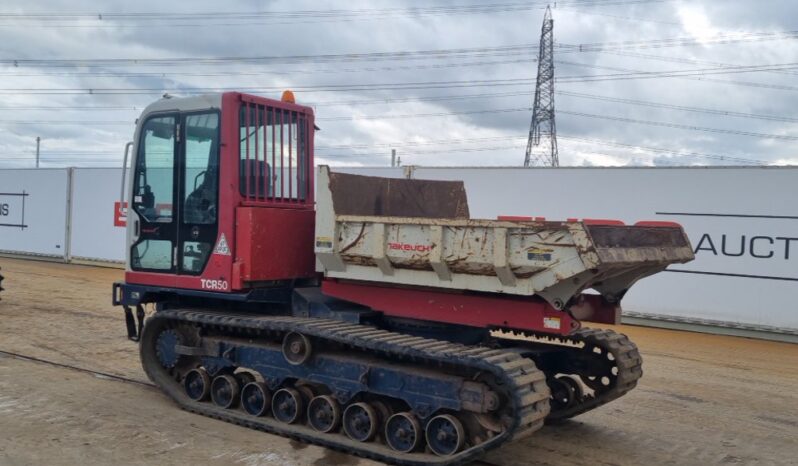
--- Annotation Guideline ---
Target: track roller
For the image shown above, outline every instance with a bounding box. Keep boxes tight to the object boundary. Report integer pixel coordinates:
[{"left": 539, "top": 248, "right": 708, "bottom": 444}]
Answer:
[
  {"left": 241, "top": 382, "right": 271, "bottom": 416},
  {"left": 343, "top": 402, "right": 379, "bottom": 442},
  {"left": 272, "top": 388, "right": 304, "bottom": 424},
  {"left": 183, "top": 368, "right": 211, "bottom": 401},
  {"left": 425, "top": 414, "right": 465, "bottom": 456},
  {"left": 307, "top": 395, "right": 342, "bottom": 433},
  {"left": 282, "top": 332, "right": 313, "bottom": 365},
  {"left": 211, "top": 374, "right": 240, "bottom": 409},
  {"left": 385, "top": 412, "right": 423, "bottom": 453}
]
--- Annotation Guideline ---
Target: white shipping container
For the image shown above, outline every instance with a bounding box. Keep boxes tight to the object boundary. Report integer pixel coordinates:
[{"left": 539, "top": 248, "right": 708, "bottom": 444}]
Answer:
[
  {"left": 0, "top": 168, "right": 69, "bottom": 258},
  {"left": 70, "top": 168, "right": 129, "bottom": 263}
]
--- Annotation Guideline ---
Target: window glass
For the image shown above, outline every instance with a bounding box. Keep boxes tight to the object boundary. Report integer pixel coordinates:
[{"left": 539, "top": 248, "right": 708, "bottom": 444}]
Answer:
[
  {"left": 183, "top": 113, "right": 219, "bottom": 225},
  {"left": 131, "top": 239, "right": 172, "bottom": 270},
  {"left": 182, "top": 241, "right": 211, "bottom": 273},
  {"left": 133, "top": 116, "right": 175, "bottom": 223}
]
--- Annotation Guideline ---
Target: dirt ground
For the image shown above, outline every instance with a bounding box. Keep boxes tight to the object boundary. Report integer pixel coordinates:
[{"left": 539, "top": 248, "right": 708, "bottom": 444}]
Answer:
[{"left": 0, "top": 257, "right": 796, "bottom": 466}]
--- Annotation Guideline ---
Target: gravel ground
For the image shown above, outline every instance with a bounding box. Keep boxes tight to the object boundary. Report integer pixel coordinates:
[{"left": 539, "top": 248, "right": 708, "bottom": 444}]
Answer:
[{"left": 0, "top": 257, "right": 796, "bottom": 466}]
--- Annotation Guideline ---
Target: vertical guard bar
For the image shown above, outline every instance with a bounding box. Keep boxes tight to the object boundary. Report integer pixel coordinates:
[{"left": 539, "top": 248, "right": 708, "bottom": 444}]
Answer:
[
  {"left": 280, "top": 108, "right": 285, "bottom": 200},
  {"left": 288, "top": 111, "right": 293, "bottom": 199},
  {"left": 306, "top": 116, "right": 314, "bottom": 203},
  {"left": 261, "top": 104, "right": 267, "bottom": 200},
  {"left": 254, "top": 103, "right": 260, "bottom": 201},
  {"left": 271, "top": 106, "right": 276, "bottom": 202},
  {"left": 244, "top": 101, "right": 251, "bottom": 200}
]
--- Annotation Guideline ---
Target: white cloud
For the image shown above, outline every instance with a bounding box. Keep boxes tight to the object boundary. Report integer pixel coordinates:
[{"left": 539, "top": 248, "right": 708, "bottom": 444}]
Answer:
[{"left": 0, "top": 0, "right": 795, "bottom": 168}]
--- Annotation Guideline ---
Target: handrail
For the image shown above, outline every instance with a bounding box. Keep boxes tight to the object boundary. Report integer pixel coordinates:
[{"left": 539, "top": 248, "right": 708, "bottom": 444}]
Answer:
[{"left": 120, "top": 141, "right": 133, "bottom": 207}]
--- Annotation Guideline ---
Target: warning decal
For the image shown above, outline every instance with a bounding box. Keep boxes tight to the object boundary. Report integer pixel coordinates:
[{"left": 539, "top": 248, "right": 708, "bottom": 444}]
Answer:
[
  {"left": 527, "top": 247, "right": 554, "bottom": 262},
  {"left": 543, "top": 316, "right": 561, "bottom": 330},
  {"left": 315, "top": 236, "right": 333, "bottom": 250},
  {"left": 214, "top": 233, "right": 231, "bottom": 256}
]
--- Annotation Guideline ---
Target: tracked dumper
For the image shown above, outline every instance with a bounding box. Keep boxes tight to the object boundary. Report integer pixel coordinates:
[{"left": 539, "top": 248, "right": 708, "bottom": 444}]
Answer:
[{"left": 113, "top": 92, "right": 694, "bottom": 465}]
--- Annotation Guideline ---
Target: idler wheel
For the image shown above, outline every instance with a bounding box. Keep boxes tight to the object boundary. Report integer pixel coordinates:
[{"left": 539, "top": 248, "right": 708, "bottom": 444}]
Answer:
[
  {"left": 307, "top": 395, "right": 342, "bottom": 433},
  {"left": 272, "top": 388, "right": 304, "bottom": 424},
  {"left": 425, "top": 414, "right": 465, "bottom": 456},
  {"left": 550, "top": 377, "right": 578, "bottom": 410},
  {"left": 559, "top": 376, "right": 584, "bottom": 406},
  {"left": 211, "top": 374, "right": 240, "bottom": 409},
  {"left": 343, "top": 402, "right": 379, "bottom": 442},
  {"left": 385, "top": 412, "right": 423, "bottom": 453},
  {"left": 184, "top": 368, "right": 211, "bottom": 401},
  {"left": 282, "top": 332, "right": 313, "bottom": 365},
  {"left": 241, "top": 382, "right": 271, "bottom": 417}
]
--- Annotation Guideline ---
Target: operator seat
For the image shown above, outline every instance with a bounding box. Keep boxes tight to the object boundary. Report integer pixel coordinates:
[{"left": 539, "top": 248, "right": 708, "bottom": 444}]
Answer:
[{"left": 184, "top": 167, "right": 217, "bottom": 224}]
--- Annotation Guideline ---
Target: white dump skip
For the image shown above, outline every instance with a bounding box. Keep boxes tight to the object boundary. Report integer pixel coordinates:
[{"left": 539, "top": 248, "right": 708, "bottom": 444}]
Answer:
[{"left": 314, "top": 166, "right": 694, "bottom": 310}]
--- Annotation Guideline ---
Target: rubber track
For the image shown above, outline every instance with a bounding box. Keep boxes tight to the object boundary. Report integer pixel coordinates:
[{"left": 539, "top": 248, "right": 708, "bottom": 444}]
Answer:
[
  {"left": 142, "top": 309, "right": 551, "bottom": 466},
  {"left": 502, "top": 327, "right": 643, "bottom": 422}
]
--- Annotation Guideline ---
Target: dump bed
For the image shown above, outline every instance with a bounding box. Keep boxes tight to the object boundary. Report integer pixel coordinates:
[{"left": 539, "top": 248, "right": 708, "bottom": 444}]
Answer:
[{"left": 314, "top": 166, "right": 694, "bottom": 310}]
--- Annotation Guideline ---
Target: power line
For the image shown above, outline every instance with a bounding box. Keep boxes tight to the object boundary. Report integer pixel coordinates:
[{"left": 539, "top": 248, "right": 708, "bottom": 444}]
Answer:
[
  {"left": 320, "top": 144, "right": 526, "bottom": 160},
  {"left": 318, "top": 107, "right": 529, "bottom": 121},
  {"left": 556, "top": 62, "right": 798, "bottom": 83},
  {"left": 0, "top": 1, "right": 675, "bottom": 28},
  {"left": 0, "top": 78, "right": 536, "bottom": 95},
  {"left": 0, "top": 120, "right": 132, "bottom": 125},
  {"left": 0, "top": 57, "right": 537, "bottom": 79},
  {"left": 2, "top": 105, "right": 524, "bottom": 123},
  {"left": 0, "top": 44, "right": 538, "bottom": 68},
  {"left": 0, "top": 1, "right": 663, "bottom": 20},
  {"left": 556, "top": 58, "right": 798, "bottom": 92},
  {"left": 0, "top": 132, "right": 775, "bottom": 167},
  {"left": 0, "top": 89, "right": 794, "bottom": 128},
  {"left": 6, "top": 58, "right": 798, "bottom": 96},
  {"left": 0, "top": 91, "right": 535, "bottom": 111},
  {"left": 3, "top": 100, "right": 795, "bottom": 131},
  {"left": 594, "top": 50, "right": 798, "bottom": 77},
  {"left": 556, "top": 91, "right": 798, "bottom": 123},
  {"left": 557, "top": 30, "right": 798, "bottom": 52},
  {"left": 316, "top": 135, "right": 525, "bottom": 151},
  {"left": 2, "top": 58, "right": 793, "bottom": 85},
  {"left": 3, "top": 28, "right": 796, "bottom": 69},
  {"left": 2, "top": 135, "right": 529, "bottom": 156},
  {"left": 559, "top": 110, "right": 798, "bottom": 141}
]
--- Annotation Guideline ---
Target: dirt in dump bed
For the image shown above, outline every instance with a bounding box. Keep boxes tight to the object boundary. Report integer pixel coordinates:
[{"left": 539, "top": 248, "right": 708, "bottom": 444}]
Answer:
[
  {"left": 329, "top": 171, "right": 470, "bottom": 219},
  {"left": 0, "top": 257, "right": 797, "bottom": 466}
]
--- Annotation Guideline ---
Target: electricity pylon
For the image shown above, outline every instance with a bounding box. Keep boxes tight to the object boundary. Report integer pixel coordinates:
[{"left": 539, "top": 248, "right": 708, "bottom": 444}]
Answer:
[{"left": 524, "top": 5, "right": 559, "bottom": 167}]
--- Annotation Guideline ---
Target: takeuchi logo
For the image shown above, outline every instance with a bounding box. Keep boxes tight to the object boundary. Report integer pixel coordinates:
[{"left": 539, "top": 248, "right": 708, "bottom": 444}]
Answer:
[{"left": 388, "top": 242, "right": 432, "bottom": 253}]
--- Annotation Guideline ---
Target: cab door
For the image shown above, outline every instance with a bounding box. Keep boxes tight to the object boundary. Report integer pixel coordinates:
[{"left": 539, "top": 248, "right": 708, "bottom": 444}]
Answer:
[
  {"left": 130, "top": 114, "right": 179, "bottom": 281},
  {"left": 129, "top": 111, "right": 220, "bottom": 283},
  {"left": 177, "top": 112, "right": 220, "bottom": 276}
]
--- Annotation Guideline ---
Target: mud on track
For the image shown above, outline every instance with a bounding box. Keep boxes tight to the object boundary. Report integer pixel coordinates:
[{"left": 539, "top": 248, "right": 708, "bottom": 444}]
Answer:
[{"left": 0, "top": 257, "right": 796, "bottom": 465}]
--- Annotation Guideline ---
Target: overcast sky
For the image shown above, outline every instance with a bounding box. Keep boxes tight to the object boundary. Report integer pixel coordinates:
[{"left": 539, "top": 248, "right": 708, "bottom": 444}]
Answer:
[{"left": 0, "top": 0, "right": 796, "bottom": 168}]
